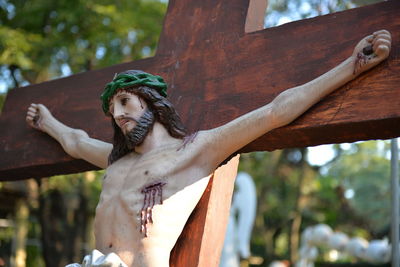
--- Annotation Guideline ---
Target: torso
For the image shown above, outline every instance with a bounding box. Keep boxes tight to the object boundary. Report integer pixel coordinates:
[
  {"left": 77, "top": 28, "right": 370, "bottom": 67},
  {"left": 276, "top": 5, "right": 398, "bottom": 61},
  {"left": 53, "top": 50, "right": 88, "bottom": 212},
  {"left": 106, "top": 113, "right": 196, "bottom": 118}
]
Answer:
[{"left": 94, "top": 135, "right": 212, "bottom": 267}]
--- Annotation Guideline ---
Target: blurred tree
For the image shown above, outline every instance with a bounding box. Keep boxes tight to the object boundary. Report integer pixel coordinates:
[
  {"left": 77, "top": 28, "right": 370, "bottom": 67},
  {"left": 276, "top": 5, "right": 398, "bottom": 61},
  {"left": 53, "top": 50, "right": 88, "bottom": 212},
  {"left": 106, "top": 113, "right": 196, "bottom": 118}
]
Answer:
[
  {"left": 265, "top": 0, "right": 381, "bottom": 27},
  {"left": 325, "top": 142, "right": 391, "bottom": 235},
  {"left": 239, "top": 148, "right": 321, "bottom": 263},
  {"left": 0, "top": 0, "right": 166, "bottom": 89},
  {"left": 240, "top": 141, "right": 392, "bottom": 266},
  {"left": 34, "top": 171, "right": 103, "bottom": 266}
]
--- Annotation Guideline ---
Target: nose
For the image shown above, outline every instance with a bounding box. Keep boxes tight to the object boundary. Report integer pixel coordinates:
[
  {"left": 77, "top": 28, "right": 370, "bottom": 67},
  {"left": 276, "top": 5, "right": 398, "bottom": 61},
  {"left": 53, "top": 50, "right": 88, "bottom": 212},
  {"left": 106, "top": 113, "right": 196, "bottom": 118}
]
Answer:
[{"left": 112, "top": 102, "right": 125, "bottom": 118}]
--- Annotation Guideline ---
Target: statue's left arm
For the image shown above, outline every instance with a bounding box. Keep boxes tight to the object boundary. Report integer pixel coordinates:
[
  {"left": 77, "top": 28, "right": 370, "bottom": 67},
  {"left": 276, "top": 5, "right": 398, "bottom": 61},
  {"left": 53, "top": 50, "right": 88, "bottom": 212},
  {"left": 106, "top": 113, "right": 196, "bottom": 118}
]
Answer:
[{"left": 200, "top": 30, "right": 391, "bottom": 170}]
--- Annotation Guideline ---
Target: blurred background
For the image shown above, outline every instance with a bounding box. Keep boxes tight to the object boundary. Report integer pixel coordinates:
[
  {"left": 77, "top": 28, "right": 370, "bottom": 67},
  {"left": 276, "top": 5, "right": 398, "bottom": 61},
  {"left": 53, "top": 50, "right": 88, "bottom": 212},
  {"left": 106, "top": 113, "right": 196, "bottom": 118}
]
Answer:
[{"left": 0, "top": 0, "right": 392, "bottom": 266}]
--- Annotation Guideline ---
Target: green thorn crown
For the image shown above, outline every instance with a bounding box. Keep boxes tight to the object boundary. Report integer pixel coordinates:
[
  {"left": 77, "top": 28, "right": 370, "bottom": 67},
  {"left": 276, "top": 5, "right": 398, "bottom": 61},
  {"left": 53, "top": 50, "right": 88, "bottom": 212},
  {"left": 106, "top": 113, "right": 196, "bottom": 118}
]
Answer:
[{"left": 100, "top": 71, "right": 167, "bottom": 114}]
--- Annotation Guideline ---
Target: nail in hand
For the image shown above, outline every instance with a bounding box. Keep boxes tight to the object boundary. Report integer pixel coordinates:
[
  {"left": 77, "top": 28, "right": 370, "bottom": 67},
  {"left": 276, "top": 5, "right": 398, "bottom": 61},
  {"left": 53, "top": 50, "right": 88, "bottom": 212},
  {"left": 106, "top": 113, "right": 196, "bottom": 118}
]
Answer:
[
  {"left": 362, "top": 45, "right": 374, "bottom": 56},
  {"left": 33, "top": 115, "right": 40, "bottom": 127}
]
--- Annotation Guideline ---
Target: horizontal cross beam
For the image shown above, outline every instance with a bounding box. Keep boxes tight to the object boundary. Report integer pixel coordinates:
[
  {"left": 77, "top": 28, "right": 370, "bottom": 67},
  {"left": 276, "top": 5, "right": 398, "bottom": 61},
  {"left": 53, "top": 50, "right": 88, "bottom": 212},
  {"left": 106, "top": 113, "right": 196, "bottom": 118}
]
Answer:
[{"left": 1, "top": 1, "right": 399, "bottom": 181}]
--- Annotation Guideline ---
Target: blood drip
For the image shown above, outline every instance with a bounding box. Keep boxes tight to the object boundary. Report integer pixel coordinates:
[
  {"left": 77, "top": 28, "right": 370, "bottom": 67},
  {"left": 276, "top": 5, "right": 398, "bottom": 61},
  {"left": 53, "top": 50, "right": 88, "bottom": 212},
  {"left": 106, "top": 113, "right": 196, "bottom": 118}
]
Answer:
[
  {"left": 177, "top": 132, "right": 198, "bottom": 151},
  {"left": 140, "top": 182, "right": 166, "bottom": 237},
  {"left": 354, "top": 53, "right": 365, "bottom": 75}
]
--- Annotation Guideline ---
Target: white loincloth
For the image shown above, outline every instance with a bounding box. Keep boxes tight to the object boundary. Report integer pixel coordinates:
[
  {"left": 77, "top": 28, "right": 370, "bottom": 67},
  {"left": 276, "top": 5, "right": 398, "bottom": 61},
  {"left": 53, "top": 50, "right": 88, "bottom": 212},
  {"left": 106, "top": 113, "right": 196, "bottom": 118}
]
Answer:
[{"left": 65, "top": 249, "right": 128, "bottom": 267}]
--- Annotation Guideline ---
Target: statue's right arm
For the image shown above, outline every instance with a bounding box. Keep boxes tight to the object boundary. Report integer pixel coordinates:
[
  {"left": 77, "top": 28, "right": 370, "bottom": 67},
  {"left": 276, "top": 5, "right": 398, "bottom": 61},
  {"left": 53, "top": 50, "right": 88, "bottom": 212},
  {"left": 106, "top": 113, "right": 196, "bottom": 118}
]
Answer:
[{"left": 26, "top": 103, "right": 112, "bottom": 169}]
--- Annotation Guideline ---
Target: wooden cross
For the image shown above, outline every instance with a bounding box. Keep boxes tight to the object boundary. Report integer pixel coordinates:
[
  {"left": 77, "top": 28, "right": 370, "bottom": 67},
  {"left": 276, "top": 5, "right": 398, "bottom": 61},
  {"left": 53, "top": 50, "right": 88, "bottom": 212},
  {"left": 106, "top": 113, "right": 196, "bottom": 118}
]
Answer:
[{"left": 1, "top": 0, "right": 399, "bottom": 266}]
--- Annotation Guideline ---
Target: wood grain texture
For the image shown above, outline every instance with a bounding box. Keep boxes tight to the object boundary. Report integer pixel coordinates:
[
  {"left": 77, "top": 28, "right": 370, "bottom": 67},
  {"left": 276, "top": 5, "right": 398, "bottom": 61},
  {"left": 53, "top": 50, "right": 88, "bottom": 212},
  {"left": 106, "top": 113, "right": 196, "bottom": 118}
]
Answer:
[{"left": 170, "top": 156, "right": 239, "bottom": 267}]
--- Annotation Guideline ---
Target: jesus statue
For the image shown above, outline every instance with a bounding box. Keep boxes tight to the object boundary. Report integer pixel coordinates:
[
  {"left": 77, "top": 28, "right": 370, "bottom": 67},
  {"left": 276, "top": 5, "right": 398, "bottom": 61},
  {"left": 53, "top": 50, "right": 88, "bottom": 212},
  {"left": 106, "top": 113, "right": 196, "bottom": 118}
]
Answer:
[{"left": 25, "top": 30, "right": 391, "bottom": 267}]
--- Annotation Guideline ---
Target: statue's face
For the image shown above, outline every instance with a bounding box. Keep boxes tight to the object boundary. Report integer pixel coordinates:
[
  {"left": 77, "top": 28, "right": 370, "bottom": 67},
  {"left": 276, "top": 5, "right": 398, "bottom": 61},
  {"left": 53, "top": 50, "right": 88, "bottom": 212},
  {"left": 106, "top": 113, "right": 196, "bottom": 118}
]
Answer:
[{"left": 109, "top": 90, "right": 147, "bottom": 134}]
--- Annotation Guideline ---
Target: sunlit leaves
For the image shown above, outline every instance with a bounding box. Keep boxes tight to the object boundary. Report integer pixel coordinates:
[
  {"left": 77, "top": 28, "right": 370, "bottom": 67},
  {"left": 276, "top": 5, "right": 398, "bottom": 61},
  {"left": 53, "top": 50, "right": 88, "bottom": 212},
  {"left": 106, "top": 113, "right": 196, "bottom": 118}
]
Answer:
[
  {"left": 0, "top": 26, "right": 42, "bottom": 69},
  {"left": 0, "top": 0, "right": 167, "bottom": 90}
]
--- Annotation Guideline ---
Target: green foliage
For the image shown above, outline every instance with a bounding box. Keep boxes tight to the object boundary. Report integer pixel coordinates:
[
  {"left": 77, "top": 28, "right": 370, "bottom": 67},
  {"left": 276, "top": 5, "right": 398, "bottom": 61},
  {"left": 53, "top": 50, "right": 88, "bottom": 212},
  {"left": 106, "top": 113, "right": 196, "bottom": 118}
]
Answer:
[
  {"left": 239, "top": 149, "right": 320, "bottom": 260},
  {"left": 0, "top": 0, "right": 167, "bottom": 87},
  {"left": 0, "top": 225, "right": 13, "bottom": 240},
  {"left": 241, "top": 140, "right": 393, "bottom": 265},
  {"left": 0, "top": 93, "right": 5, "bottom": 113},
  {"left": 26, "top": 245, "right": 45, "bottom": 267},
  {"left": 45, "top": 170, "right": 104, "bottom": 214},
  {"left": 0, "top": 26, "right": 41, "bottom": 69},
  {"left": 325, "top": 141, "right": 391, "bottom": 232},
  {"left": 265, "top": 0, "right": 382, "bottom": 27}
]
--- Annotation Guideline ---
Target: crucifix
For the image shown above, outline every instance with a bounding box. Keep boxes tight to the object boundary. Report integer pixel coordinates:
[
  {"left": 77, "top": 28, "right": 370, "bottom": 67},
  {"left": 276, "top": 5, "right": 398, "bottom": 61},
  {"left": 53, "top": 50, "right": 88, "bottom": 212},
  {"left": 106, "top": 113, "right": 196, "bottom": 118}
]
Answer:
[{"left": 0, "top": 0, "right": 399, "bottom": 266}]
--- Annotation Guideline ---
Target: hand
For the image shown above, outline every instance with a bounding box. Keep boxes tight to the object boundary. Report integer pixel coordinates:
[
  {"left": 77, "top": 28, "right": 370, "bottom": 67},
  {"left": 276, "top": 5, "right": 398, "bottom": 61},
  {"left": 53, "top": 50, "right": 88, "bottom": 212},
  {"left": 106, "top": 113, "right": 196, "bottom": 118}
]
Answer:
[
  {"left": 352, "top": 30, "right": 391, "bottom": 75},
  {"left": 26, "top": 103, "right": 53, "bottom": 131}
]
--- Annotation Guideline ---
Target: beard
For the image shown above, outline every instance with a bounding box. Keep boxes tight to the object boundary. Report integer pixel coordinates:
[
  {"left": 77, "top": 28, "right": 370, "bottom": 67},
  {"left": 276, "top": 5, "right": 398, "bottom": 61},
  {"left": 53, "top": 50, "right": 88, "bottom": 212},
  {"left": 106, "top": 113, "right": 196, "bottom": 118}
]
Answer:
[{"left": 123, "top": 108, "right": 155, "bottom": 150}]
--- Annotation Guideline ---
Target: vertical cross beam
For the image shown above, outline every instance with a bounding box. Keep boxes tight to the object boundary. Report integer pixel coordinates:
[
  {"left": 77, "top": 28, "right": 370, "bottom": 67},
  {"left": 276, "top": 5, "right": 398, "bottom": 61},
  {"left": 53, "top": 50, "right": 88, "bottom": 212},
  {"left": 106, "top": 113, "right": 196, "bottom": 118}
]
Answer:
[{"left": 170, "top": 156, "right": 239, "bottom": 267}]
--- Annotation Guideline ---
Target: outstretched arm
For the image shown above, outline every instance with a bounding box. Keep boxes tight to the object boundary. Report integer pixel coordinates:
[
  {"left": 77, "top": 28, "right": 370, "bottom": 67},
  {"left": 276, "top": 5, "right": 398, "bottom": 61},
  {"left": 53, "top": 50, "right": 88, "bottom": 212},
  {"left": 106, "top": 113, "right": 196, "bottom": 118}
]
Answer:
[
  {"left": 202, "top": 30, "right": 391, "bottom": 169},
  {"left": 26, "top": 103, "right": 112, "bottom": 169}
]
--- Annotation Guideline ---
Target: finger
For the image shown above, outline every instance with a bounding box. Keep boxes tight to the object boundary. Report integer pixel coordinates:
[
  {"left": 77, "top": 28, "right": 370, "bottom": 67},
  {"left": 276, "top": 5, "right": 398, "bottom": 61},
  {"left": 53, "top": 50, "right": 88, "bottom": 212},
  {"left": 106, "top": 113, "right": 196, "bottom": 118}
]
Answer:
[
  {"left": 37, "top": 103, "right": 46, "bottom": 110},
  {"left": 26, "top": 116, "right": 36, "bottom": 126},
  {"left": 28, "top": 107, "right": 37, "bottom": 113},
  {"left": 26, "top": 111, "right": 38, "bottom": 118},
  {"left": 373, "top": 33, "right": 391, "bottom": 45},
  {"left": 373, "top": 39, "right": 391, "bottom": 53},
  {"left": 27, "top": 111, "right": 37, "bottom": 118},
  {"left": 373, "top": 30, "right": 391, "bottom": 38},
  {"left": 375, "top": 44, "right": 390, "bottom": 58},
  {"left": 373, "top": 39, "right": 391, "bottom": 54},
  {"left": 26, "top": 111, "right": 36, "bottom": 120},
  {"left": 366, "top": 35, "right": 374, "bottom": 43},
  {"left": 28, "top": 104, "right": 39, "bottom": 114},
  {"left": 26, "top": 111, "right": 38, "bottom": 117}
]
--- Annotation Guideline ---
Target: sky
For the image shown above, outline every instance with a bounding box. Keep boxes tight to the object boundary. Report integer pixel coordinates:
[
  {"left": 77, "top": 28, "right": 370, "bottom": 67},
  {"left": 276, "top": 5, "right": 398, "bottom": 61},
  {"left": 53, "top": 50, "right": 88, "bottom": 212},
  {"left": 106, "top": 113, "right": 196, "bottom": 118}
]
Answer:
[
  {"left": 307, "top": 140, "right": 400, "bottom": 167},
  {"left": 307, "top": 144, "right": 336, "bottom": 166}
]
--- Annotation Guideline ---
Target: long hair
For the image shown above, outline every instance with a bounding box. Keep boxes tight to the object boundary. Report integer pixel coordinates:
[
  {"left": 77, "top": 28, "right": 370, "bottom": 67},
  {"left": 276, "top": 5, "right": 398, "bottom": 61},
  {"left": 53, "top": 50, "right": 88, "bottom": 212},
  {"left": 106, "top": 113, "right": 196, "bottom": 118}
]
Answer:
[{"left": 108, "top": 71, "right": 187, "bottom": 164}]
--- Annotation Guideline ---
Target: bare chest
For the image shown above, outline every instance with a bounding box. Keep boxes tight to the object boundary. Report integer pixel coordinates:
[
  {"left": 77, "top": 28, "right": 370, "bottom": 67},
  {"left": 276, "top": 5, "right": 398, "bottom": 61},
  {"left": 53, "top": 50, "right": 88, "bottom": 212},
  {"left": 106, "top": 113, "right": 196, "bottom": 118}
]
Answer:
[
  {"left": 101, "top": 149, "right": 192, "bottom": 197},
  {"left": 96, "top": 146, "right": 209, "bottom": 229},
  {"left": 93, "top": 142, "right": 215, "bottom": 266}
]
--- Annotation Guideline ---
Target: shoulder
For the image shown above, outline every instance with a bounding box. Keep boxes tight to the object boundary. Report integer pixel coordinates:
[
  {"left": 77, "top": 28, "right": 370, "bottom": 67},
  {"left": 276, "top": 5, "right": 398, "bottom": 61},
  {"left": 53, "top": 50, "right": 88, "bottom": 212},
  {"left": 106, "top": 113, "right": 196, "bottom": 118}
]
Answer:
[
  {"left": 174, "top": 130, "right": 223, "bottom": 170},
  {"left": 164, "top": 131, "right": 209, "bottom": 162},
  {"left": 179, "top": 131, "right": 213, "bottom": 151}
]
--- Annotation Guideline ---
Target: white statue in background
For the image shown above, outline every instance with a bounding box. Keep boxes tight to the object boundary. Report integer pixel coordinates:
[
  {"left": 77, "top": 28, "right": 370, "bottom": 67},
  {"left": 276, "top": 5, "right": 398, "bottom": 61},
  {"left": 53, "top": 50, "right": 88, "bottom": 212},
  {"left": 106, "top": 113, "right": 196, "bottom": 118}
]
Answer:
[
  {"left": 220, "top": 172, "right": 257, "bottom": 267},
  {"left": 298, "top": 224, "right": 391, "bottom": 266}
]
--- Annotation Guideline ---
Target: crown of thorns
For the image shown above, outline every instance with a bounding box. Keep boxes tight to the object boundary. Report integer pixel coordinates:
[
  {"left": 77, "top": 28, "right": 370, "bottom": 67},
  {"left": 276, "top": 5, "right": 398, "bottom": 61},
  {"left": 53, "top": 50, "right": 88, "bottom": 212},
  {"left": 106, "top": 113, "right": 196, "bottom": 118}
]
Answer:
[{"left": 100, "top": 72, "right": 168, "bottom": 114}]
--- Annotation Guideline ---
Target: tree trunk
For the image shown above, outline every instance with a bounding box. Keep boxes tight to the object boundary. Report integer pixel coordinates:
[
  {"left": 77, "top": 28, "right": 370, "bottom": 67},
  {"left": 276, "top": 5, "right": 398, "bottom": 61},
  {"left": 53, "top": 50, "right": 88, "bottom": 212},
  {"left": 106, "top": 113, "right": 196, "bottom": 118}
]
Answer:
[
  {"left": 11, "top": 199, "right": 29, "bottom": 267},
  {"left": 289, "top": 148, "right": 308, "bottom": 263}
]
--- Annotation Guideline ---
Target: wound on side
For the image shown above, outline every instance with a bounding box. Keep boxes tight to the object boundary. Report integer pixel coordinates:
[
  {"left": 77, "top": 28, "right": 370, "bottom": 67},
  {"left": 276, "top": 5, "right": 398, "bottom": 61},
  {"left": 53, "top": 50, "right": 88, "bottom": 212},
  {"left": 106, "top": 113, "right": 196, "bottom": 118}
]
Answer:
[{"left": 140, "top": 181, "right": 167, "bottom": 237}]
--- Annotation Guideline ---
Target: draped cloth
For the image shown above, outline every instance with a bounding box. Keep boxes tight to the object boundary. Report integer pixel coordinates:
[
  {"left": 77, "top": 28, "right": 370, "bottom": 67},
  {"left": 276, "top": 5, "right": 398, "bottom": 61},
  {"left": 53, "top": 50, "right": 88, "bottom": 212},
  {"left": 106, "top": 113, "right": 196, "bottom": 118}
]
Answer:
[{"left": 65, "top": 249, "right": 128, "bottom": 267}]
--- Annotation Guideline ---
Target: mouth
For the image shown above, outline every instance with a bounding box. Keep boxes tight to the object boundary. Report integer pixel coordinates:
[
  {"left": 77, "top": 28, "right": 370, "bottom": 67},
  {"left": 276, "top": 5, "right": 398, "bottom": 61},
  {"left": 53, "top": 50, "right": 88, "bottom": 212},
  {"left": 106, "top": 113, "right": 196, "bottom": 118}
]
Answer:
[
  {"left": 119, "top": 119, "right": 129, "bottom": 127},
  {"left": 117, "top": 116, "right": 137, "bottom": 130}
]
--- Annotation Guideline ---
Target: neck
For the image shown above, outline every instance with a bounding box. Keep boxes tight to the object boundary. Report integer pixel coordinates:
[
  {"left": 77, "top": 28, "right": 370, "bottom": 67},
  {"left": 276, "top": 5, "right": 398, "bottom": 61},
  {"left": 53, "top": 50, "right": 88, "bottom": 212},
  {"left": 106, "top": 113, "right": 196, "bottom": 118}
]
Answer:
[{"left": 134, "top": 122, "right": 179, "bottom": 154}]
